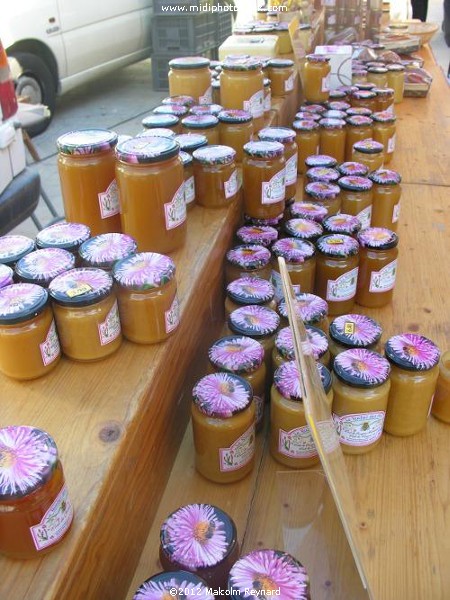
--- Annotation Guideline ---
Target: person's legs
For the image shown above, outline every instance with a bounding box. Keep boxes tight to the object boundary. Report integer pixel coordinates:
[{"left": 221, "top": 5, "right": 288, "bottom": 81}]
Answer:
[
  {"left": 411, "top": 0, "right": 428, "bottom": 21},
  {"left": 444, "top": 0, "right": 450, "bottom": 47}
]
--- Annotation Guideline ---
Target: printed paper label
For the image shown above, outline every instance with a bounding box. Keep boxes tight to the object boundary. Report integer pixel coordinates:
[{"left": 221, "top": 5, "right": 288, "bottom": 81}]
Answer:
[
  {"left": 285, "top": 154, "right": 298, "bottom": 186},
  {"left": 30, "top": 484, "right": 74, "bottom": 551},
  {"left": 326, "top": 267, "right": 359, "bottom": 302},
  {"left": 356, "top": 205, "right": 372, "bottom": 230},
  {"left": 254, "top": 395, "right": 264, "bottom": 425},
  {"left": 369, "top": 259, "right": 397, "bottom": 293},
  {"left": 262, "top": 169, "right": 285, "bottom": 205},
  {"left": 321, "top": 73, "right": 331, "bottom": 93},
  {"left": 98, "top": 300, "right": 121, "bottom": 346},
  {"left": 333, "top": 411, "right": 385, "bottom": 446},
  {"left": 284, "top": 74, "right": 295, "bottom": 92},
  {"left": 39, "top": 320, "right": 60, "bottom": 366},
  {"left": 199, "top": 86, "right": 212, "bottom": 105},
  {"left": 98, "top": 179, "right": 120, "bottom": 219},
  {"left": 264, "top": 90, "right": 272, "bottom": 112},
  {"left": 271, "top": 269, "right": 300, "bottom": 301},
  {"left": 387, "top": 134, "right": 396, "bottom": 154},
  {"left": 327, "top": 14, "right": 337, "bottom": 25},
  {"left": 243, "top": 90, "right": 264, "bottom": 119},
  {"left": 224, "top": 169, "right": 239, "bottom": 199},
  {"left": 165, "top": 294, "right": 180, "bottom": 334},
  {"left": 279, "top": 425, "right": 317, "bottom": 458},
  {"left": 219, "top": 424, "right": 255, "bottom": 472},
  {"left": 185, "top": 176, "right": 195, "bottom": 205},
  {"left": 164, "top": 183, "right": 187, "bottom": 230},
  {"left": 392, "top": 202, "right": 401, "bottom": 223}
]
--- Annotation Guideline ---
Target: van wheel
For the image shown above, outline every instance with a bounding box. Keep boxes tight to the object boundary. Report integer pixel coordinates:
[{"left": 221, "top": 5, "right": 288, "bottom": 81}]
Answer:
[{"left": 10, "top": 51, "right": 56, "bottom": 137}]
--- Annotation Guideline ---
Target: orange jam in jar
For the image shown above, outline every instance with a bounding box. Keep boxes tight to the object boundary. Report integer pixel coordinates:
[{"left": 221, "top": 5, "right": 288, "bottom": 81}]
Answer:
[
  {"left": 304, "top": 54, "right": 331, "bottom": 103},
  {"left": 267, "top": 58, "right": 295, "bottom": 97},
  {"left": 15, "top": 248, "right": 75, "bottom": 288},
  {"left": 242, "top": 141, "right": 286, "bottom": 220},
  {"left": 338, "top": 175, "right": 373, "bottom": 230},
  {"left": 304, "top": 182, "right": 341, "bottom": 217},
  {"left": 79, "top": 233, "right": 137, "bottom": 272},
  {"left": 141, "top": 113, "right": 180, "bottom": 133},
  {"left": 290, "top": 202, "right": 328, "bottom": 224},
  {"left": 168, "top": 56, "right": 212, "bottom": 104},
  {"left": 319, "top": 118, "right": 346, "bottom": 163},
  {"left": 225, "top": 245, "right": 272, "bottom": 285},
  {"left": 191, "top": 372, "right": 255, "bottom": 483},
  {"left": 36, "top": 222, "right": 91, "bottom": 265},
  {"left": 431, "top": 351, "right": 450, "bottom": 423},
  {"left": 315, "top": 234, "right": 360, "bottom": 316},
  {"left": 57, "top": 129, "right": 120, "bottom": 236},
  {"left": 235, "top": 225, "right": 278, "bottom": 248},
  {"left": 344, "top": 115, "right": 373, "bottom": 161},
  {"left": 162, "top": 94, "right": 195, "bottom": 108},
  {"left": 0, "top": 426, "right": 73, "bottom": 559},
  {"left": 272, "top": 325, "right": 330, "bottom": 370},
  {"left": 283, "top": 218, "right": 323, "bottom": 243},
  {"left": 173, "top": 133, "right": 208, "bottom": 155},
  {"left": 0, "top": 284, "right": 60, "bottom": 379},
  {"left": 372, "top": 111, "right": 396, "bottom": 164},
  {"left": 115, "top": 136, "right": 186, "bottom": 254},
  {"left": 258, "top": 127, "right": 297, "bottom": 200},
  {"left": 0, "top": 235, "right": 35, "bottom": 268},
  {"left": 384, "top": 334, "right": 440, "bottom": 436},
  {"left": 180, "top": 151, "right": 196, "bottom": 209},
  {"left": 181, "top": 115, "right": 220, "bottom": 145},
  {"left": 292, "top": 120, "right": 320, "bottom": 175},
  {"left": 369, "top": 169, "right": 402, "bottom": 231},
  {"left": 49, "top": 268, "right": 122, "bottom": 361},
  {"left": 323, "top": 213, "right": 362, "bottom": 238},
  {"left": 350, "top": 90, "right": 377, "bottom": 112},
  {"left": 352, "top": 139, "right": 384, "bottom": 171},
  {"left": 332, "top": 349, "right": 391, "bottom": 454},
  {"left": 277, "top": 292, "right": 329, "bottom": 334},
  {"left": 133, "top": 571, "right": 214, "bottom": 600},
  {"left": 356, "top": 227, "right": 398, "bottom": 308},
  {"left": 0, "top": 265, "right": 13, "bottom": 289},
  {"left": 367, "top": 66, "right": 388, "bottom": 88},
  {"left": 386, "top": 64, "right": 405, "bottom": 104},
  {"left": 190, "top": 103, "right": 223, "bottom": 116},
  {"left": 225, "top": 277, "right": 276, "bottom": 319},
  {"left": 271, "top": 238, "right": 316, "bottom": 299},
  {"left": 373, "top": 87, "right": 395, "bottom": 113},
  {"left": 193, "top": 145, "right": 238, "bottom": 208},
  {"left": 328, "top": 313, "right": 382, "bottom": 365},
  {"left": 218, "top": 110, "right": 253, "bottom": 163}
]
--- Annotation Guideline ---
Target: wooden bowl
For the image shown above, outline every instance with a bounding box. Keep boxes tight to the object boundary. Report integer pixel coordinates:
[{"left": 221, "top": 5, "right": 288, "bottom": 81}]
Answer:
[{"left": 385, "top": 21, "right": 439, "bottom": 46}]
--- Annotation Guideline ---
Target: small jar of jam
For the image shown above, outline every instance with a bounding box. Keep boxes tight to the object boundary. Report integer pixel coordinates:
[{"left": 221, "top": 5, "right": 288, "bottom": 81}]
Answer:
[
  {"left": 0, "top": 426, "right": 73, "bottom": 558},
  {"left": 0, "top": 284, "right": 61, "bottom": 379},
  {"left": 315, "top": 234, "right": 360, "bottom": 316},
  {"left": 225, "top": 276, "right": 276, "bottom": 318},
  {"left": 142, "top": 114, "right": 180, "bottom": 133},
  {"left": 191, "top": 372, "right": 255, "bottom": 483},
  {"left": 258, "top": 128, "right": 297, "bottom": 201},
  {"left": 344, "top": 115, "right": 373, "bottom": 161},
  {"left": 328, "top": 313, "right": 382, "bottom": 365},
  {"left": 352, "top": 139, "right": 384, "bottom": 172},
  {"left": 304, "top": 166, "right": 340, "bottom": 190},
  {"left": 368, "top": 168, "right": 402, "bottom": 230},
  {"left": 372, "top": 111, "right": 396, "bottom": 164},
  {"left": 0, "top": 264, "right": 13, "bottom": 289},
  {"left": 290, "top": 202, "right": 328, "bottom": 223},
  {"left": 235, "top": 225, "right": 278, "bottom": 248},
  {"left": 225, "top": 245, "right": 272, "bottom": 285},
  {"left": 292, "top": 120, "right": 320, "bottom": 175},
  {"left": 173, "top": 133, "right": 208, "bottom": 155},
  {"left": 243, "top": 141, "right": 286, "bottom": 220},
  {"left": 49, "top": 268, "right": 122, "bottom": 361},
  {"left": 304, "top": 54, "right": 331, "bottom": 103},
  {"left": 79, "top": 233, "right": 137, "bottom": 272},
  {"left": 277, "top": 292, "right": 329, "bottom": 334},
  {"left": 0, "top": 235, "right": 35, "bottom": 267},
  {"left": 218, "top": 110, "right": 253, "bottom": 163},
  {"left": 338, "top": 161, "right": 369, "bottom": 177},
  {"left": 304, "top": 182, "right": 341, "bottom": 217},
  {"left": 181, "top": 115, "right": 220, "bottom": 145},
  {"left": 386, "top": 64, "right": 405, "bottom": 104},
  {"left": 272, "top": 325, "right": 330, "bottom": 369},
  {"left": 36, "top": 222, "right": 91, "bottom": 265},
  {"left": 190, "top": 103, "right": 223, "bottom": 116},
  {"left": 374, "top": 87, "right": 395, "bottom": 113},
  {"left": 267, "top": 58, "right": 295, "bottom": 97},
  {"left": 284, "top": 218, "right": 323, "bottom": 244},
  {"left": 263, "top": 78, "right": 271, "bottom": 114},
  {"left": 133, "top": 571, "right": 213, "bottom": 600},
  {"left": 318, "top": 118, "right": 346, "bottom": 163},
  {"left": 193, "top": 145, "right": 239, "bottom": 208},
  {"left": 367, "top": 66, "right": 388, "bottom": 88},
  {"left": 322, "top": 214, "right": 362, "bottom": 238},
  {"left": 304, "top": 154, "right": 337, "bottom": 169},
  {"left": 356, "top": 227, "right": 398, "bottom": 308},
  {"left": 271, "top": 237, "right": 316, "bottom": 299},
  {"left": 350, "top": 90, "right": 377, "bottom": 112},
  {"left": 162, "top": 94, "right": 195, "bottom": 108},
  {"left": 384, "top": 333, "right": 440, "bottom": 436},
  {"left": 338, "top": 176, "right": 373, "bottom": 230},
  {"left": 168, "top": 57, "right": 212, "bottom": 104},
  {"left": 15, "top": 248, "right": 76, "bottom": 288},
  {"left": 332, "top": 349, "right": 391, "bottom": 454},
  {"left": 431, "top": 351, "right": 450, "bottom": 423},
  {"left": 160, "top": 504, "right": 239, "bottom": 588},
  {"left": 180, "top": 151, "right": 196, "bottom": 209}
]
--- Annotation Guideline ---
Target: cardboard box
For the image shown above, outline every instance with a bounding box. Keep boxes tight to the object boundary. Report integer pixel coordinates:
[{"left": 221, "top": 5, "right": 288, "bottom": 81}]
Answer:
[{"left": 314, "top": 44, "right": 353, "bottom": 89}]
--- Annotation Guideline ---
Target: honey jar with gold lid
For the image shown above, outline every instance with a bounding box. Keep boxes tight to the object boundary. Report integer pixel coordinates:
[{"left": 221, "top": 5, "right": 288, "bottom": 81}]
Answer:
[
  {"left": 328, "top": 313, "right": 382, "bottom": 365},
  {"left": 272, "top": 325, "right": 330, "bottom": 369},
  {"left": 168, "top": 56, "right": 212, "bottom": 104},
  {"left": 225, "top": 244, "right": 272, "bottom": 284},
  {"left": 0, "top": 235, "right": 35, "bottom": 267},
  {"left": 15, "top": 248, "right": 76, "bottom": 288},
  {"left": 133, "top": 571, "right": 214, "bottom": 600},
  {"left": 271, "top": 237, "right": 316, "bottom": 299},
  {"left": 277, "top": 292, "right": 329, "bottom": 334},
  {"left": 79, "top": 233, "right": 137, "bottom": 272},
  {"left": 225, "top": 276, "right": 276, "bottom": 318}
]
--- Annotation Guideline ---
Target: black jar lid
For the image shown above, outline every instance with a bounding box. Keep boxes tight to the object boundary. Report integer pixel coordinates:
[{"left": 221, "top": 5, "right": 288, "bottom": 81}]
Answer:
[
  {"left": 222, "top": 56, "right": 262, "bottom": 71},
  {"left": 357, "top": 227, "right": 398, "bottom": 250},
  {"left": 132, "top": 571, "right": 213, "bottom": 600},
  {"left": 322, "top": 109, "right": 347, "bottom": 120},
  {"left": 169, "top": 56, "right": 210, "bottom": 69},
  {"left": 137, "top": 127, "right": 176, "bottom": 140},
  {"left": 319, "top": 117, "right": 346, "bottom": 129},
  {"left": 346, "top": 107, "right": 373, "bottom": 117},
  {"left": 369, "top": 169, "right": 401, "bottom": 185},
  {"left": 300, "top": 104, "right": 327, "bottom": 114},
  {"left": 141, "top": 114, "right": 180, "bottom": 129},
  {"left": 192, "top": 373, "right": 253, "bottom": 418},
  {"left": 346, "top": 115, "right": 373, "bottom": 127},
  {"left": 333, "top": 348, "right": 390, "bottom": 388},
  {"left": 330, "top": 314, "right": 382, "bottom": 348},
  {"left": 228, "top": 305, "right": 280, "bottom": 338},
  {"left": 113, "top": 252, "right": 175, "bottom": 291},
  {"left": 36, "top": 221, "right": 91, "bottom": 251},
  {"left": 173, "top": 133, "right": 208, "bottom": 152},
  {"left": 316, "top": 234, "right": 359, "bottom": 257},
  {"left": 189, "top": 103, "right": 223, "bottom": 116},
  {"left": 226, "top": 276, "right": 275, "bottom": 306},
  {"left": 372, "top": 110, "right": 397, "bottom": 123},
  {"left": 15, "top": 248, "right": 75, "bottom": 287},
  {"left": 385, "top": 333, "right": 440, "bottom": 372},
  {"left": 354, "top": 82, "right": 377, "bottom": 91},
  {"left": 79, "top": 233, "right": 138, "bottom": 269},
  {"left": 49, "top": 267, "right": 113, "bottom": 307},
  {"left": 0, "top": 283, "right": 49, "bottom": 325},
  {"left": 116, "top": 136, "right": 180, "bottom": 164},
  {"left": 208, "top": 335, "right": 264, "bottom": 374},
  {"left": 352, "top": 90, "right": 377, "bottom": 100},
  {"left": 327, "top": 100, "right": 351, "bottom": 111},
  {"left": 0, "top": 235, "right": 35, "bottom": 266},
  {"left": 193, "top": 145, "right": 236, "bottom": 166}
]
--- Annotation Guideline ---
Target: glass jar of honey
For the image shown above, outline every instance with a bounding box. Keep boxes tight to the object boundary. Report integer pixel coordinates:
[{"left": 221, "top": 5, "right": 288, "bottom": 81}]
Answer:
[
  {"left": 304, "top": 166, "right": 340, "bottom": 190},
  {"left": 271, "top": 238, "right": 316, "bottom": 299},
  {"left": 113, "top": 252, "right": 179, "bottom": 344},
  {"left": 338, "top": 161, "right": 369, "bottom": 177},
  {"left": 162, "top": 94, "right": 195, "bottom": 108},
  {"left": 318, "top": 118, "right": 346, "bottom": 163},
  {"left": 235, "top": 225, "right": 278, "bottom": 248},
  {"left": 338, "top": 176, "right": 373, "bottom": 230},
  {"left": 367, "top": 66, "right": 388, "bottom": 88},
  {"left": 332, "top": 349, "right": 391, "bottom": 454},
  {"left": 290, "top": 202, "right": 328, "bottom": 224},
  {"left": 431, "top": 351, "right": 450, "bottom": 423},
  {"left": 173, "top": 133, "right": 208, "bottom": 155},
  {"left": 292, "top": 120, "right": 320, "bottom": 175},
  {"left": 225, "top": 245, "right": 272, "bottom": 285},
  {"left": 304, "top": 182, "right": 341, "bottom": 217},
  {"left": 372, "top": 111, "right": 396, "bottom": 165},
  {"left": 272, "top": 325, "right": 330, "bottom": 369},
  {"left": 193, "top": 145, "right": 238, "bottom": 208},
  {"left": 352, "top": 139, "right": 384, "bottom": 171},
  {"left": 218, "top": 110, "right": 253, "bottom": 163},
  {"left": 0, "top": 426, "right": 73, "bottom": 558},
  {"left": 180, "top": 151, "right": 196, "bottom": 209},
  {"left": 356, "top": 227, "right": 398, "bottom": 308},
  {"left": 153, "top": 104, "right": 189, "bottom": 119},
  {"left": 373, "top": 88, "right": 394, "bottom": 113},
  {"left": 57, "top": 129, "right": 121, "bottom": 236},
  {"left": 0, "top": 235, "right": 35, "bottom": 267},
  {"left": 277, "top": 292, "right": 329, "bottom": 334},
  {"left": 315, "top": 234, "right": 360, "bottom": 316},
  {"left": 0, "top": 284, "right": 61, "bottom": 379},
  {"left": 304, "top": 55, "right": 331, "bottom": 104},
  {"left": 36, "top": 222, "right": 91, "bottom": 265},
  {"left": 322, "top": 214, "right": 362, "bottom": 238},
  {"left": 49, "top": 268, "right": 122, "bottom": 361},
  {"left": 244, "top": 213, "right": 284, "bottom": 231},
  {"left": 225, "top": 276, "right": 276, "bottom": 318},
  {"left": 350, "top": 90, "right": 377, "bottom": 112},
  {"left": 284, "top": 218, "right": 323, "bottom": 244},
  {"left": 258, "top": 128, "right": 297, "bottom": 201},
  {"left": 15, "top": 248, "right": 76, "bottom": 288},
  {"left": 267, "top": 58, "right": 295, "bottom": 97},
  {"left": 133, "top": 571, "right": 214, "bottom": 600},
  {"left": 181, "top": 115, "right": 220, "bottom": 145},
  {"left": 142, "top": 114, "right": 180, "bottom": 133},
  {"left": 263, "top": 78, "right": 271, "bottom": 114},
  {"left": 78, "top": 233, "right": 137, "bottom": 272},
  {"left": 344, "top": 116, "right": 373, "bottom": 161},
  {"left": 168, "top": 57, "right": 212, "bottom": 104},
  {"left": 243, "top": 141, "right": 286, "bottom": 220},
  {"left": 0, "top": 264, "right": 13, "bottom": 289},
  {"left": 386, "top": 64, "right": 405, "bottom": 104},
  {"left": 190, "top": 104, "right": 223, "bottom": 117},
  {"left": 191, "top": 372, "right": 255, "bottom": 483},
  {"left": 328, "top": 313, "right": 382, "bottom": 365},
  {"left": 384, "top": 333, "right": 440, "bottom": 436},
  {"left": 115, "top": 137, "right": 186, "bottom": 254},
  {"left": 304, "top": 154, "right": 337, "bottom": 169}
]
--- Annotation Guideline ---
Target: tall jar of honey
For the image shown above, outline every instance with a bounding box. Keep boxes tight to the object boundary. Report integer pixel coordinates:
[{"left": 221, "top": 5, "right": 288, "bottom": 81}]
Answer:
[
  {"left": 168, "top": 57, "right": 212, "bottom": 104},
  {"left": 115, "top": 137, "right": 186, "bottom": 254},
  {"left": 258, "top": 128, "right": 297, "bottom": 201},
  {"left": 345, "top": 116, "right": 373, "bottom": 161},
  {"left": 372, "top": 111, "right": 396, "bottom": 164},
  {"left": 15, "top": 248, "right": 76, "bottom": 288},
  {"left": 0, "top": 426, "right": 73, "bottom": 558},
  {"left": 57, "top": 129, "right": 121, "bottom": 236},
  {"left": 173, "top": 133, "right": 208, "bottom": 155},
  {"left": 322, "top": 214, "right": 362, "bottom": 238},
  {"left": 328, "top": 313, "right": 382, "bottom": 365},
  {"left": 180, "top": 151, "right": 196, "bottom": 210},
  {"left": 277, "top": 292, "right": 329, "bottom": 334},
  {"left": 338, "top": 176, "right": 373, "bottom": 230},
  {"left": 386, "top": 64, "right": 405, "bottom": 103},
  {"left": 303, "top": 55, "right": 331, "bottom": 103},
  {"left": 225, "top": 245, "right": 272, "bottom": 285},
  {"left": 267, "top": 59, "right": 295, "bottom": 97},
  {"left": 290, "top": 202, "right": 328, "bottom": 224},
  {"left": 352, "top": 139, "right": 384, "bottom": 171},
  {"left": 292, "top": 120, "right": 320, "bottom": 175},
  {"left": 271, "top": 238, "right": 316, "bottom": 299},
  {"left": 218, "top": 110, "right": 253, "bottom": 163},
  {"left": 142, "top": 113, "right": 180, "bottom": 133},
  {"left": 78, "top": 233, "right": 137, "bottom": 272},
  {"left": 384, "top": 333, "right": 440, "bottom": 436},
  {"left": 304, "top": 182, "right": 341, "bottom": 217},
  {"left": 181, "top": 115, "right": 220, "bottom": 145},
  {"left": 225, "top": 276, "right": 276, "bottom": 318},
  {"left": 272, "top": 326, "right": 330, "bottom": 369},
  {"left": 0, "top": 235, "right": 35, "bottom": 268},
  {"left": 193, "top": 145, "right": 238, "bottom": 208},
  {"left": 235, "top": 225, "right": 278, "bottom": 248},
  {"left": 431, "top": 351, "right": 450, "bottom": 423},
  {"left": 318, "top": 118, "right": 346, "bottom": 163}
]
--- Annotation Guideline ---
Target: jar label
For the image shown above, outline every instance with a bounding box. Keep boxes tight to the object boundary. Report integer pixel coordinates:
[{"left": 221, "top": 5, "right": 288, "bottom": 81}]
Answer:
[
  {"left": 327, "top": 14, "right": 337, "bottom": 25},
  {"left": 30, "top": 483, "right": 74, "bottom": 551},
  {"left": 262, "top": 168, "right": 286, "bottom": 205},
  {"left": 387, "top": 134, "right": 396, "bottom": 154},
  {"left": 264, "top": 90, "right": 272, "bottom": 112},
  {"left": 185, "top": 176, "right": 195, "bottom": 205},
  {"left": 254, "top": 395, "right": 264, "bottom": 425},
  {"left": 243, "top": 90, "right": 264, "bottom": 119},
  {"left": 165, "top": 294, "right": 180, "bottom": 334},
  {"left": 199, "top": 86, "right": 212, "bottom": 105},
  {"left": 392, "top": 202, "right": 401, "bottom": 223},
  {"left": 284, "top": 74, "right": 295, "bottom": 92},
  {"left": 98, "top": 179, "right": 120, "bottom": 219},
  {"left": 279, "top": 425, "right": 317, "bottom": 459},
  {"left": 165, "top": 182, "right": 187, "bottom": 230},
  {"left": 326, "top": 267, "right": 359, "bottom": 302},
  {"left": 369, "top": 259, "right": 397, "bottom": 293},
  {"left": 98, "top": 300, "right": 121, "bottom": 345},
  {"left": 219, "top": 424, "right": 255, "bottom": 472},
  {"left": 285, "top": 154, "right": 298, "bottom": 186},
  {"left": 271, "top": 269, "right": 300, "bottom": 302},
  {"left": 40, "top": 319, "right": 61, "bottom": 366},
  {"left": 333, "top": 411, "right": 385, "bottom": 446},
  {"left": 321, "top": 73, "right": 331, "bottom": 93},
  {"left": 356, "top": 205, "right": 372, "bottom": 230},
  {"left": 224, "top": 169, "right": 239, "bottom": 199}
]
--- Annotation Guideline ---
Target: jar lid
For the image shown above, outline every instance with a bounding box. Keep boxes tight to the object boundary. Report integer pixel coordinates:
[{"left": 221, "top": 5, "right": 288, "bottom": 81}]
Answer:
[
  {"left": 290, "top": 202, "right": 328, "bottom": 223},
  {"left": 193, "top": 144, "right": 236, "bottom": 165},
  {"left": 79, "top": 233, "right": 137, "bottom": 269},
  {"left": 137, "top": 128, "right": 176, "bottom": 139},
  {"left": 243, "top": 140, "right": 284, "bottom": 159},
  {"left": 358, "top": 227, "right": 398, "bottom": 250},
  {"left": 272, "top": 237, "right": 316, "bottom": 263},
  {"left": 372, "top": 110, "right": 397, "bottom": 123},
  {"left": 346, "top": 107, "right": 373, "bottom": 117},
  {"left": 277, "top": 292, "right": 328, "bottom": 324},
  {"left": 338, "top": 175, "right": 372, "bottom": 192},
  {"left": 133, "top": 571, "right": 213, "bottom": 600},
  {"left": 226, "top": 276, "right": 275, "bottom": 306},
  {"left": 294, "top": 111, "right": 321, "bottom": 121},
  {"left": 182, "top": 114, "right": 219, "bottom": 130},
  {"left": 354, "top": 82, "right": 377, "bottom": 91},
  {"left": 306, "top": 166, "right": 340, "bottom": 183},
  {"left": 292, "top": 119, "right": 320, "bottom": 131},
  {"left": 273, "top": 360, "right": 304, "bottom": 400},
  {"left": 0, "top": 426, "right": 59, "bottom": 500},
  {"left": 346, "top": 115, "right": 373, "bottom": 127},
  {"left": 15, "top": 248, "right": 75, "bottom": 286},
  {"left": 162, "top": 95, "right": 195, "bottom": 107},
  {"left": 351, "top": 90, "right": 377, "bottom": 100},
  {"left": 192, "top": 372, "right": 253, "bottom": 417},
  {"left": 236, "top": 225, "right": 278, "bottom": 247},
  {"left": 179, "top": 150, "right": 193, "bottom": 166},
  {"left": 222, "top": 56, "right": 262, "bottom": 71},
  {"left": 330, "top": 314, "right": 382, "bottom": 348},
  {"left": 306, "top": 54, "right": 330, "bottom": 63},
  {"left": 385, "top": 333, "right": 440, "bottom": 371},
  {"left": 366, "top": 61, "right": 386, "bottom": 68},
  {"left": 56, "top": 129, "right": 118, "bottom": 155},
  {"left": 49, "top": 268, "right": 113, "bottom": 306},
  {"left": 174, "top": 133, "right": 208, "bottom": 152},
  {"left": 218, "top": 109, "right": 252, "bottom": 124},
  {"left": 116, "top": 136, "right": 180, "bottom": 164},
  {"left": 0, "top": 283, "right": 48, "bottom": 324},
  {"left": 319, "top": 117, "right": 346, "bottom": 129},
  {"left": 160, "top": 504, "right": 236, "bottom": 568},
  {"left": 368, "top": 66, "right": 388, "bottom": 73},
  {"left": 322, "top": 109, "right": 347, "bottom": 120},
  {"left": 369, "top": 168, "right": 401, "bottom": 185},
  {"left": 300, "top": 104, "right": 326, "bottom": 114},
  {"left": 209, "top": 335, "right": 264, "bottom": 374},
  {"left": 142, "top": 114, "right": 180, "bottom": 129},
  {"left": 329, "top": 89, "right": 347, "bottom": 99},
  {"left": 352, "top": 68, "right": 368, "bottom": 76},
  {"left": 153, "top": 104, "right": 189, "bottom": 117},
  {"left": 169, "top": 56, "right": 210, "bottom": 69},
  {"left": 0, "top": 264, "right": 13, "bottom": 289},
  {"left": 323, "top": 214, "right": 361, "bottom": 236},
  {"left": 228, "top": 305, "right": 280, "bottom": 338},
  {"left": 283, "top": 219, "right": 323, "bottom": 242},
  {"left": 353, "top": 139, "right": 384, "bottom": 154},
  {"left": 327, "top": 100, "right": 351, "bottom": 111},
  {"left": 258, "top": 127, "right": 296, "bottom": 144},
  {"left": 338, "top": 161, "right": 369, "bottom": 177},
  {"left": 275, "top": 325, "right": 329, "bottom": 362},
  {"left": 317, "top": 234, "right": 359, "bottom": 257},
  {"left": 304, "top": 154, "right": 337, "bottom": 168},
  {"left": 190, "top": 104, "right": 223, "bottom": 116},
  {"left": 267, "top": 58, "right": 294, "bottom": 68},
  {"left": 305, "top": 181, "right": 340, "bottom": 201},
  {"left": 36, "top": 221, "right": 91, "bottom": 251},
  {"left": 226, "top": 245, "right": 271, "bottom": 270},
  {"left": 334, "top": 348, "right": 390, "bottom": 387},
  {"left": 244, "top": 213, "right": 284, "bottom": 228},
  {"left": 373, "top": 87, "right": 394, "bottom": 96},
  {"left": 339, "top": 85, "right": 358, "bottom": 95},
  {"left": 0, "top": 235, "right": 35, "bottom": 266},
  {"left": 113, "top": 252, "right": 175, "bottom": 291},
  {"left": 386, "top": 63, "right": 405, "bottom": 72}
]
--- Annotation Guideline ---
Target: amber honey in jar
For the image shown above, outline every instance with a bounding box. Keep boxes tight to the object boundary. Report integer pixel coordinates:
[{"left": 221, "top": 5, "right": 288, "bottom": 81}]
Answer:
[
  {"left": 271, "top": 238, "right": 316, "bottom": 300},
  {"left": 133, "top": 571, "right": 214, "bottom": 600},
  {"left": 350, "top": 90, "right": 377, "bottom": 112},
  {"left": 173, "top": 133, "right": 208, "bottom": 155},
  {"left": 113, "top": 252, "right": 179, "bottom": 344},
  {"left": 284, "top": 218, "right": 323, "bottom": 244},
  {"left": 36, "top": 222, "right": 91, "bottom": 265},
  {"left": 277, "top": 292, "right": 329, "bottom": 334},
  {"left": 225, "top": 245, "right": 272, "bottom": 285},
  {"left": 180, "top": 151, "right": 196, "bottom": 209},
  {"left": 244, "top": 213, "right": 284, "bottom": 232},
  {"left": 267, "top": 58, "right": 295, "bottom": 97},
  {"left": 344, "top": 115, "right": 373, "bottom": 161},
  {"left": 356, "top": 227, "right": 398, "bottom": 308},
  {"left": 431, "top": 351, "right": 450, "bottom": 423},
  {"left": 304, "top": 54, "right": 331, "bottom": 103},
  {"left": 328, "top": 313, "right": 382, "bottom": 365},
  {"left": 235, "top": 225, "right": 278, "bottom": 248},
  {"left": 79, "top": 233, "right": 137, "bottom": 272},
  {"left": 384, "top": 333, "right": 440, "bottom": 436},
  {"left": 191, "top": 372, "right": 255, "bottom": 483},
  {"left": 181, "top": 115, "right": 219, "bottom": 145},
  {"left": 304, "top": 182, "right": 341, "bottom": 217},
  {"left": 318, "top": 118, "right": 346, "bottom": 163},
  {"left": 374, "top": 87, "right": 395, "bottom": 113},
  {"left": 193, "top": 145, "right": 238, "bottom": 208},
  {"left": 315, "top": 234, "right": 359, "bottom": 316},
  {"left": 386, "top": 64, "right": 405, "bottom": 104},
  {"left": 332, "top": 349, "right": 391, "bottom": 454},
  {"left": 0, "top": 426, "right": 73, "bottom": 558},
  {"left": 57, "top": 129, "right": 121, "bottom": 236},
  {"left": 258, "top": 127, "right": 297, "bottom": 201},
  {"left": 322, "top": 214, "right": 362, "bottom": 238},
  {"left": 372, "top": 111, "right": 396, "bottom": 164},
  {"left": 168, "top": 57, "right": 212, "bottom": 104},
  {"left": 218, "top": 110, "right": 253, "bottom": 163},
  {"left": 115, "top": 137, "right": 186, "bottom": 254},
  {"left": 367, "top": 66, "right": 388, "bottom": 88},
  {"left": 290, "top": 201, "right": 328, "bottom": 224},
  {"left": 15, "top": 248, "right": 76, "bottom": 288},
  {"left": 142, "top": 113, "right": 180, "bottom": 133},
  {"left": 0, "top": 265, "right": 13, "bottom": 289},
  {"left": 0, "top": 235, "right": 35, "bottom": 268},
  {"left": 243, "top": 141, "right": 286, "bottom": 220},
  {"left": 225, "top": 276, "right": 276, "bottom": 318},
  {"left": 338, "top": 176, "right": 373, "bottom": 230},
  {"left": 292, "top": 120, "right": 320, "bottom": 175},
  {"left": 352, "top": 69, "right": 368, "bottom": 84},
  {"left": 49, "top": 268, "right": 122, "bottom": 361},
  {"left": 352, "top": 139, "right": 384, "bottom": 172},
  {"left": 272, "top": 325, "right": 330, "bottom": 370},
  {"left": 0, "top": 284, "right": 61, "bottom": 379}
]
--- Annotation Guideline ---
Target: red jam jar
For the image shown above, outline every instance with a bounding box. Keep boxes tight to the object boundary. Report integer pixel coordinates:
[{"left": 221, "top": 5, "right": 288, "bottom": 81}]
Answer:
[
  {"left": 235, "top": 225, "right": 278, "bottom": 248},
  {"left": 258, "top": 127, "right": 298, "bottom": 201},
  {"left": 290, "top": 202, "right": 328, "bottom": 223},
  {"left": 15, "top": 248, "right": 76, "bottom": 288},
  {"left": 272, "top": 325, "right": 330, "bottom": 369},
  {"left": 369, "top": 168, "right": 402, "bottom": 231},
  {"left": 304, "top": 182, "right": 341, "bottom": 217},
  {"left": 79, "top": 233, "right": 137, "bottom": 272},
  {"left": 322, "top": 214, "right": 362, "bottom": 238},
  {"left": 0, "top": 235, "right": 35, "bottom": 268},
  {"left": 225, "top": 276, "right": 276, "bottom": 318},
  {"left": 271, "top": 237, "right": 316, "bottom": 299},
  {"left": 225, "top": 245, "right": 272, "bottom": 284},
  {"left": 277, "top": 292, "right": 329, "bottom": 334},
  {"left": 133, "top": 571, "right": 213, "bottom": 600},
  {"left": 328, "top": 313, "right": 382, "bottom": 365}
]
